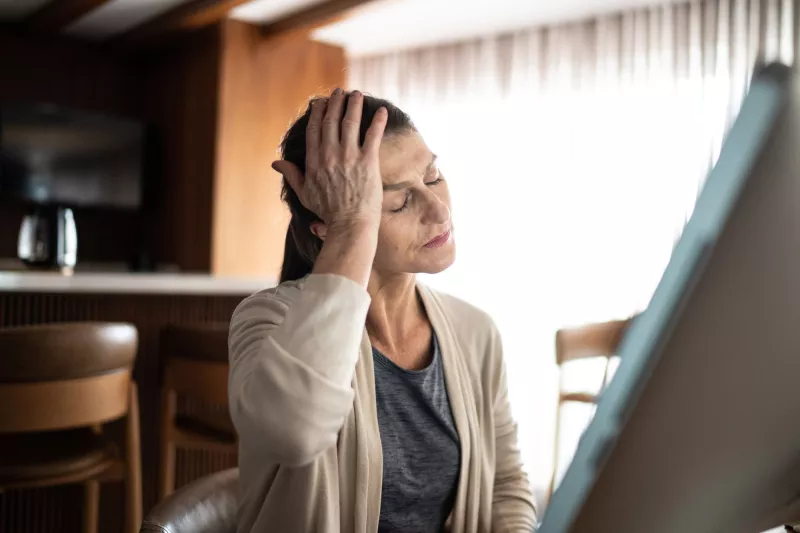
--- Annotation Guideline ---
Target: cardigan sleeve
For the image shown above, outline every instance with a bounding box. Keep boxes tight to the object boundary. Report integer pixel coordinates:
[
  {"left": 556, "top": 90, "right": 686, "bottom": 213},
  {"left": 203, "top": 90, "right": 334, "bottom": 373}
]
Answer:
[
  {"left": 489, "top": 324, "right": 539, "bottom": 532},
  {"left": 228, "top": 274, "right": 370, "bottom": 466}
]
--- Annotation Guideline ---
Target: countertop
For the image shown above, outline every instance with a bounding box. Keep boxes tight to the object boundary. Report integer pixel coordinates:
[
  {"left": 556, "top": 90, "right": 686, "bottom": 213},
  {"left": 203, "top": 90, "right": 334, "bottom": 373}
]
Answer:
[{"left": 0, "top": 271, "right": 276, "bottom": 295}]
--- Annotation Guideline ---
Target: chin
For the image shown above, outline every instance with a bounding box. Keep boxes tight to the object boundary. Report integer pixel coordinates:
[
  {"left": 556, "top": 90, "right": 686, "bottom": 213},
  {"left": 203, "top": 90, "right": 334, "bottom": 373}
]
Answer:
[{"left": 418, "top": 246, "right": 456, "bottom": 274}]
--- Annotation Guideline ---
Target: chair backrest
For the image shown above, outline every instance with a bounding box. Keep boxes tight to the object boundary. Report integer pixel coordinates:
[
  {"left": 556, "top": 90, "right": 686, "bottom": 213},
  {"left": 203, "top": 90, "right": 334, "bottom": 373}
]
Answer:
[
  {"left": 555, "top": 318, "right": 632, "bottom": 366},
  {"left": 140, "top": 468, "right": 238, "bottom": 533},
  {"left": 0, "top": 322, "right": 138, "bottom": 433},
  {"left": 548, "top": 317, "right": 634, "bottom": 500},
  {"left": 162, "top": 324, "right": 230, "bottom": 405}
]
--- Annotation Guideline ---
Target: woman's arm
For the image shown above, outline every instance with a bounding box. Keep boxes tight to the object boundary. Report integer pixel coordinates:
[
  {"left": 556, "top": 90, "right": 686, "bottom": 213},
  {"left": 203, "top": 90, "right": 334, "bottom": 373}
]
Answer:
[
  {"left": 228, "top": 273, "right": 370, "bottom": 466},
  {"left": 489, "top": 325, "right": 539, "bottom": 532},
  {"left": 228, "top": 90, "right": 388, "bottom": 466}
]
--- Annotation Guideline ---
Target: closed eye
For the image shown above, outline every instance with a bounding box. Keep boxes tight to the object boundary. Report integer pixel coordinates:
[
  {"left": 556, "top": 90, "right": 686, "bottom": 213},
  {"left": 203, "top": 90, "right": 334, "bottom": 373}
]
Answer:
[{"left": 391, "top": 194, "right": 411, "bottom": 213}]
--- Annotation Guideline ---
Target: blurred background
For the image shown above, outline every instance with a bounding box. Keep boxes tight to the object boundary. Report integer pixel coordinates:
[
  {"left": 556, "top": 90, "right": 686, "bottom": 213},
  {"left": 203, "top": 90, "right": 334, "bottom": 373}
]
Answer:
[{"left": 0, "top": 0, "right": 794, "bottom": 531}]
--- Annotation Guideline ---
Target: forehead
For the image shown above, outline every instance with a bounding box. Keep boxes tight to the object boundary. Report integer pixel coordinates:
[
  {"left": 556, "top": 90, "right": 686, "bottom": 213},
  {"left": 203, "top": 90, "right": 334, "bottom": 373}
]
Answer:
[{"left": 378, "top": 131, "right": 433, "bottom": 183}]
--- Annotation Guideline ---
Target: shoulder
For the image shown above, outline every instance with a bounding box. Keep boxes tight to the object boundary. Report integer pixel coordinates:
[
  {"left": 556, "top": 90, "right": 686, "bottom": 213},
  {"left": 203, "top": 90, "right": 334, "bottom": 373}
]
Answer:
[
  {"left": 232, "top": 274, "right": 369, "bottom": 327},
  {"left": 232, "top": 278, "right": 305, "bottom": 324}
]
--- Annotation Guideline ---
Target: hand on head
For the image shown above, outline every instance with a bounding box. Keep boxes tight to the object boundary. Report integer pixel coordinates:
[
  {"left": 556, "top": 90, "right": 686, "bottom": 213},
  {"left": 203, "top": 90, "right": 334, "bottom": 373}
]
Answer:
[{"left": 272, "top": 89, "right": 388, "bottom": 232}]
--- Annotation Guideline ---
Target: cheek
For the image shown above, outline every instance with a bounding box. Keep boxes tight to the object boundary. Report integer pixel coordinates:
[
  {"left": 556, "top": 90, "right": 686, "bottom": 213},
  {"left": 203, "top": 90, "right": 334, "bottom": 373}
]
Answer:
[{"left": 376, "top": 217, "right": 417, "bottom": 257}]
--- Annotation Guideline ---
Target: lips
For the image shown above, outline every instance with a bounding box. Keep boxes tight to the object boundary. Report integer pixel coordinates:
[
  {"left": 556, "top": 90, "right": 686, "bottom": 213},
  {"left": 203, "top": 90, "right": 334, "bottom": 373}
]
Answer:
[{"left": 425, "top": 229, "right": 451, "bottom": 249}]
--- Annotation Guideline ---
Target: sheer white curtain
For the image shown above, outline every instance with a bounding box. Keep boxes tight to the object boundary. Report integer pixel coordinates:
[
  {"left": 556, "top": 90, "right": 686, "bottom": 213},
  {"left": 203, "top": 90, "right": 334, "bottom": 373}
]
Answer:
[{"left": 348, "top": 0, "right": 795, "bottom": 499}]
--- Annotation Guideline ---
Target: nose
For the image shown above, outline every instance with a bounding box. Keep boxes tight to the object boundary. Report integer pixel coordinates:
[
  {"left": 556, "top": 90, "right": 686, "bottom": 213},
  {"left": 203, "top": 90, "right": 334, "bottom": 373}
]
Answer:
[{"left": 421, "top": 188, "right": 451, "bottom": 226}]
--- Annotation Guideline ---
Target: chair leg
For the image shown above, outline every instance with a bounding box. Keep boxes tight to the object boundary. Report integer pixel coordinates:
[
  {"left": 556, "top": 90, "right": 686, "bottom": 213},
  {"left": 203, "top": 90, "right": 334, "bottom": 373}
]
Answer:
[
  {"left": 83, "top": 480, "right": 100, "bottom": 533},
  {"left": 159, "top": 387, "right": 177, "bottom": 501},
  {"left": 126, "top": 382, "right": 143, "bottom": 533}
]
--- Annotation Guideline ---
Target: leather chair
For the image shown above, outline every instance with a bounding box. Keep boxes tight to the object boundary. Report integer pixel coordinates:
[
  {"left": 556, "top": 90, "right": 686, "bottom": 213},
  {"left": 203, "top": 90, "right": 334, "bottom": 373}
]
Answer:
[
  {"left": 140, "top": 467, "right": 237, "bottom": 533},
  {"left": 0, "top": 322, "right": 142, "bottom": 533},
  {"left": 159, "top": 323, "right": 236, "bottom": 500}
]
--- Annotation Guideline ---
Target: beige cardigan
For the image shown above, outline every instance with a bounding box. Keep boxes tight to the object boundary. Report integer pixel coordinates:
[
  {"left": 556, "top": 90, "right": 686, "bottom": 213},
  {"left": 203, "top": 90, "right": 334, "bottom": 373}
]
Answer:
[{"left": 228, "top": 274, "right": 536, "bottom": 533}]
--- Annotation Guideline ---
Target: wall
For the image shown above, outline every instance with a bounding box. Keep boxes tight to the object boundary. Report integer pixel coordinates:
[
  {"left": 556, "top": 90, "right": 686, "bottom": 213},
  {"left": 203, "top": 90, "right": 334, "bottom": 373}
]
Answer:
[
  {"left": 0, "top": 31, "right": 146, "bottom": 265},
  {"left": 212, "top": 20, "right": 346, "bottom": 277},
  {"left": 138, "top": 26, "right": 222, "bottom": 272},
  {"left": 0, "top": 24, "right": 347, "bottom": 276}
]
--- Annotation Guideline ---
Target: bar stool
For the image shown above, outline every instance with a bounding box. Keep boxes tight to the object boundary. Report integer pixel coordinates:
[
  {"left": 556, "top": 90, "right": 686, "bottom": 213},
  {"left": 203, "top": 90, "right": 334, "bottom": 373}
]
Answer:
[
  {"left": 0, "top": 322, "right": 142, "bottom": 533},
  {"left": 159, "top": 323, "right": 235, "bottom": 501}
]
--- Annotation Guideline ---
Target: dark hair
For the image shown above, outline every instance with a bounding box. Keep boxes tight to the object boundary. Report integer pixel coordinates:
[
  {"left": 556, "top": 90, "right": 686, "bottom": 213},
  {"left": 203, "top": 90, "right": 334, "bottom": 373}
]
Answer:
[{"left": 279, "top": 93, "right": 415, "bottom": 283}]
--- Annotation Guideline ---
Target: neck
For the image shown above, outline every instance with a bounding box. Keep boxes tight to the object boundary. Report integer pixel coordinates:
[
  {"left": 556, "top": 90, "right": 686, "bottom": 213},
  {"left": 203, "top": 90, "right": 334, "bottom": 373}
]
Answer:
[{"left": 366, "top": 271, "right": 424, "bottom": 349}]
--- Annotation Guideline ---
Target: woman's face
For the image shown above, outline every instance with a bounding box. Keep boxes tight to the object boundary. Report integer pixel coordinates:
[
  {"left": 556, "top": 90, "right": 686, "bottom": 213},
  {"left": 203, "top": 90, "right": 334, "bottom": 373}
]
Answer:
[{"left": 373, "top": 130, "right": 455, "bottom": 275}]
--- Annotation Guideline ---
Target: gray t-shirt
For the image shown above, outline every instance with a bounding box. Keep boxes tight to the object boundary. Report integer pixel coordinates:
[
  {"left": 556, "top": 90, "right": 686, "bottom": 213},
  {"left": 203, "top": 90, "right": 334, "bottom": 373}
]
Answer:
[{"left": 372, "top": 335, "right": 461, "bottom": 533}]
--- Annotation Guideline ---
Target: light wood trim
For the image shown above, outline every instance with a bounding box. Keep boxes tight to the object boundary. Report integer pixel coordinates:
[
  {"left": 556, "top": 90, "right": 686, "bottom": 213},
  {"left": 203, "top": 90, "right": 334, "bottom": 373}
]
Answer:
[
  {"left": 559, "top": 392, "right": 598, "bottom": 404},
  {"left": 261, "top": 0, "right": 377, "bottom": 37},
  {"left": 24, "top": 0, "right": 112, "bottom": 32},
  {"left": 0, "top": 370, "right": 131, "bottom": 433},
  {"left": 113, "top": 0, "right": 250, "bottom": 50},
  {"left": 167, "top": 358, "right": 229, "bottom": 405},
  {"left": 555, "top": 318, "right": 632, "bottom": 365},
  {"left": 125, "top": 383, "right": 142, "bottom": 533}
]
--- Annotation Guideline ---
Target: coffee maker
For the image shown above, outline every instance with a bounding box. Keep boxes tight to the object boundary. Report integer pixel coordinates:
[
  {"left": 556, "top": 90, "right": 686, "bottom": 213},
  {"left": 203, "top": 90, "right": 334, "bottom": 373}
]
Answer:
[{"left": 17, "top": 205, "right": 78, "bottom": 273}]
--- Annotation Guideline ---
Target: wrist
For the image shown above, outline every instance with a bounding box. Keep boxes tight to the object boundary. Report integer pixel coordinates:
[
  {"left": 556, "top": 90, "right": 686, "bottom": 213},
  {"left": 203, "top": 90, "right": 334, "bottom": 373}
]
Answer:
[{"left": 327, "top": 216, "right": 380, "bottom": 240}]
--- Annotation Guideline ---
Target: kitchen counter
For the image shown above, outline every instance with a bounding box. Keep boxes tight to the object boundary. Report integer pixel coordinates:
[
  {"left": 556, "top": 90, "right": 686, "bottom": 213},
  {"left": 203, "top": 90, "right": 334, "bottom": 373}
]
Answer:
[{"left": 0, "top": 271, "right": 276, "bottom": 295}]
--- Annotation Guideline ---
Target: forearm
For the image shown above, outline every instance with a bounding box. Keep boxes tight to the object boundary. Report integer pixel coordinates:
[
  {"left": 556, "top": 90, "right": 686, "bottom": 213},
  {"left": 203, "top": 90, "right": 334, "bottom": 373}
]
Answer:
[{"left": 313, "top": 219, "right": 379, "bottom": 288}]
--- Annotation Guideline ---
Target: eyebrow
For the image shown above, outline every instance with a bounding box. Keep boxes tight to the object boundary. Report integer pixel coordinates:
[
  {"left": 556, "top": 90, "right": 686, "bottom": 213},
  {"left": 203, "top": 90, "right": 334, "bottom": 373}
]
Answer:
[{"left": 382, "top": 154, "right": 438, "bottom": 191}]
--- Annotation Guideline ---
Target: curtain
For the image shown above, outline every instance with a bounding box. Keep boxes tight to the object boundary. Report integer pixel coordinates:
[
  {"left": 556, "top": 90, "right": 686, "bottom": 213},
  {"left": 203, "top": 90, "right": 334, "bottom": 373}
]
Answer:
[{"left": 348, "top": 0, "right": 795, "bottom": 503}]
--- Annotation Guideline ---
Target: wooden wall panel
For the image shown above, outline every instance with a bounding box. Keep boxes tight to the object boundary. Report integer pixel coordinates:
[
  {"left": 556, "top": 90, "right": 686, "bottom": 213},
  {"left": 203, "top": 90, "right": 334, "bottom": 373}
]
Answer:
[
  {"left": 138, "top": 26, "right": 222, "bottom": 273},
  {"left": 212, "top": 21, "right": 346, "bottom": 278},
  {"left": 0, "top": 291, "right": 243, "bottom": 533}
]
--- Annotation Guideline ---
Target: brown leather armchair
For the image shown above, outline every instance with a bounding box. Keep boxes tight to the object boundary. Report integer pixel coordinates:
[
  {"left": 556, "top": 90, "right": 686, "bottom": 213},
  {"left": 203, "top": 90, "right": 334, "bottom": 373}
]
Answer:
[{"left": 140, "top": 468, "right": 237, "bottom": 533}]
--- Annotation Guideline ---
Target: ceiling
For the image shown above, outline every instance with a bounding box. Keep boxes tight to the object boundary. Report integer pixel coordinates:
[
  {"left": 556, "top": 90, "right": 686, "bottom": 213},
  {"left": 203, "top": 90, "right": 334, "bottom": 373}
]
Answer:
[
  {"left": 0, "top": 0, "right": 678, "bottom": 52},
  {"left": 311, "top": 0, "right": 680, "bottom": 56}
]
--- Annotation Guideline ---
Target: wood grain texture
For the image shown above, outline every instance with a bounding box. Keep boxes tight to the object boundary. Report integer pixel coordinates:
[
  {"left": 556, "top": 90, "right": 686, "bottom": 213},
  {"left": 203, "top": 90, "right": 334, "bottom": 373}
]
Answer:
[
  {"left": 113, "top": 0, "right": 251, "bottom": 51},
  {"left": 0, "top": 291, "right": 242, "bottom": 533},
  {"left": 24, "top": 0, "right": 112, "bottom": 32},
  {"left": 212, "top": 21, "right": 346, "bottom": 277},
  {"left": 137, "top": 26, "right": 222, "bottom": 272}
]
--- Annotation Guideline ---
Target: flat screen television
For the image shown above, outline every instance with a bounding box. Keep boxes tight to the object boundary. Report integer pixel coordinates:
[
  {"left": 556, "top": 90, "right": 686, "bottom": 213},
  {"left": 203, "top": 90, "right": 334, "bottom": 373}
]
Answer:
[{"left": 0, "top": 102, "right": 145, "bottom": 210}]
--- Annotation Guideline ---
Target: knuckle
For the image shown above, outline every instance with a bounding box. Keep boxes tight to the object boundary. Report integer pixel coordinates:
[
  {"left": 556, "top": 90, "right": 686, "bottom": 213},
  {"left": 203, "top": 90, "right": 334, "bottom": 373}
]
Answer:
[{"left": 321, "top": 152, "right": 339, "bottom": 169}]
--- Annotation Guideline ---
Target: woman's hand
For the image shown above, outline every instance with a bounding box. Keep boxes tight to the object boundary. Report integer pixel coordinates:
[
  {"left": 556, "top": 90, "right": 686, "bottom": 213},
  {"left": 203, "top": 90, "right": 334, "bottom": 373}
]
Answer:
[
  {"left": 273, "top": 89, "right": 388, "bottom": 287},
  {"left": 273, "top": 89, "right": 388, "bottom": 231}
]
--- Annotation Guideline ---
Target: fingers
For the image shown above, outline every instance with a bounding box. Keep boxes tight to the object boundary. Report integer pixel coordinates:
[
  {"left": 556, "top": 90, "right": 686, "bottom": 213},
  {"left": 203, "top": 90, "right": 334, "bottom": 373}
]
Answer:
[
  {"left": 272, "top": 160, "right": 304, "bottom": 195},
  {"left": 341, "top": 91, "right": 363, "bottom": 150},
  {"left": 322, "top": 88, "right": 346, "bottom": 149},
  {"left": 362, "top": 107, "right": 388, "bottom": 154},
  {"left": 305, "top": 98, "right": 326, "bottom": 171}
]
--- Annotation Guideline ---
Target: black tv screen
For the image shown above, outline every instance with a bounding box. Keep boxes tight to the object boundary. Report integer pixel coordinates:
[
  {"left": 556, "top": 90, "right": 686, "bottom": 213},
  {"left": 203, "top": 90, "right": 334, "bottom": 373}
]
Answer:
[{"left": 0, "top": 102, "right": 145, "bottom": 209}]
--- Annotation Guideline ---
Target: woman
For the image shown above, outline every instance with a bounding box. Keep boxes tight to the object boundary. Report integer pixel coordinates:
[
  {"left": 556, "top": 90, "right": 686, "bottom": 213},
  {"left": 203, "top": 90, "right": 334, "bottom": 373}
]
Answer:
[{"left": 228, "top": 88, "right": 536, "bottom": 533}]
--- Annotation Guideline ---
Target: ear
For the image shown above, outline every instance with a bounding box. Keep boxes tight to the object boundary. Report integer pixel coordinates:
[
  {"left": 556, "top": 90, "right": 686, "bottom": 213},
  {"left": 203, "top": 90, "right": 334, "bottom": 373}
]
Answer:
[{"left": 310, "top": 221, "right": 328, "bottom": 241}]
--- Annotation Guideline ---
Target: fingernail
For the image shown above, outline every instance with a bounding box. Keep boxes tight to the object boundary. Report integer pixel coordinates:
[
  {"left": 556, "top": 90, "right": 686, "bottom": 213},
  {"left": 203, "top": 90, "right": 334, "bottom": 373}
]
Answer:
[
  {"left": 352, "top": 90, "right": 362, "bottom": 98},
  {"left": 333, "top": 88, "right": 342, "bottom": 96},
  {"left": 271, "top": 162, "right": 279, "bottom": 172}
]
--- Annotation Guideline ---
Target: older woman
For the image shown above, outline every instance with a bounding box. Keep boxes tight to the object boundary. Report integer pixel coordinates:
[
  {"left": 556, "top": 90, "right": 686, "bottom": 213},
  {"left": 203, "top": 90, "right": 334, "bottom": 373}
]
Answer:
[{"left": 228, "top": 88, "right": 536, "bottom": 533}]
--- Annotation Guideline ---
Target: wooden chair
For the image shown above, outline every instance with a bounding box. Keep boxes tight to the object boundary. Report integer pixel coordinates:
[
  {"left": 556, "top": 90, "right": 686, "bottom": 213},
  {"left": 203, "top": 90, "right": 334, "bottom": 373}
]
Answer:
[
  {"left": 159, "top": 323, "right": 236, "bottom": 501},
  {"left": 547, "top": 317, "right": 634, "bottom": 501},
  {"left": 0, "top": 322, "right": 142, "bottom": 533}
]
